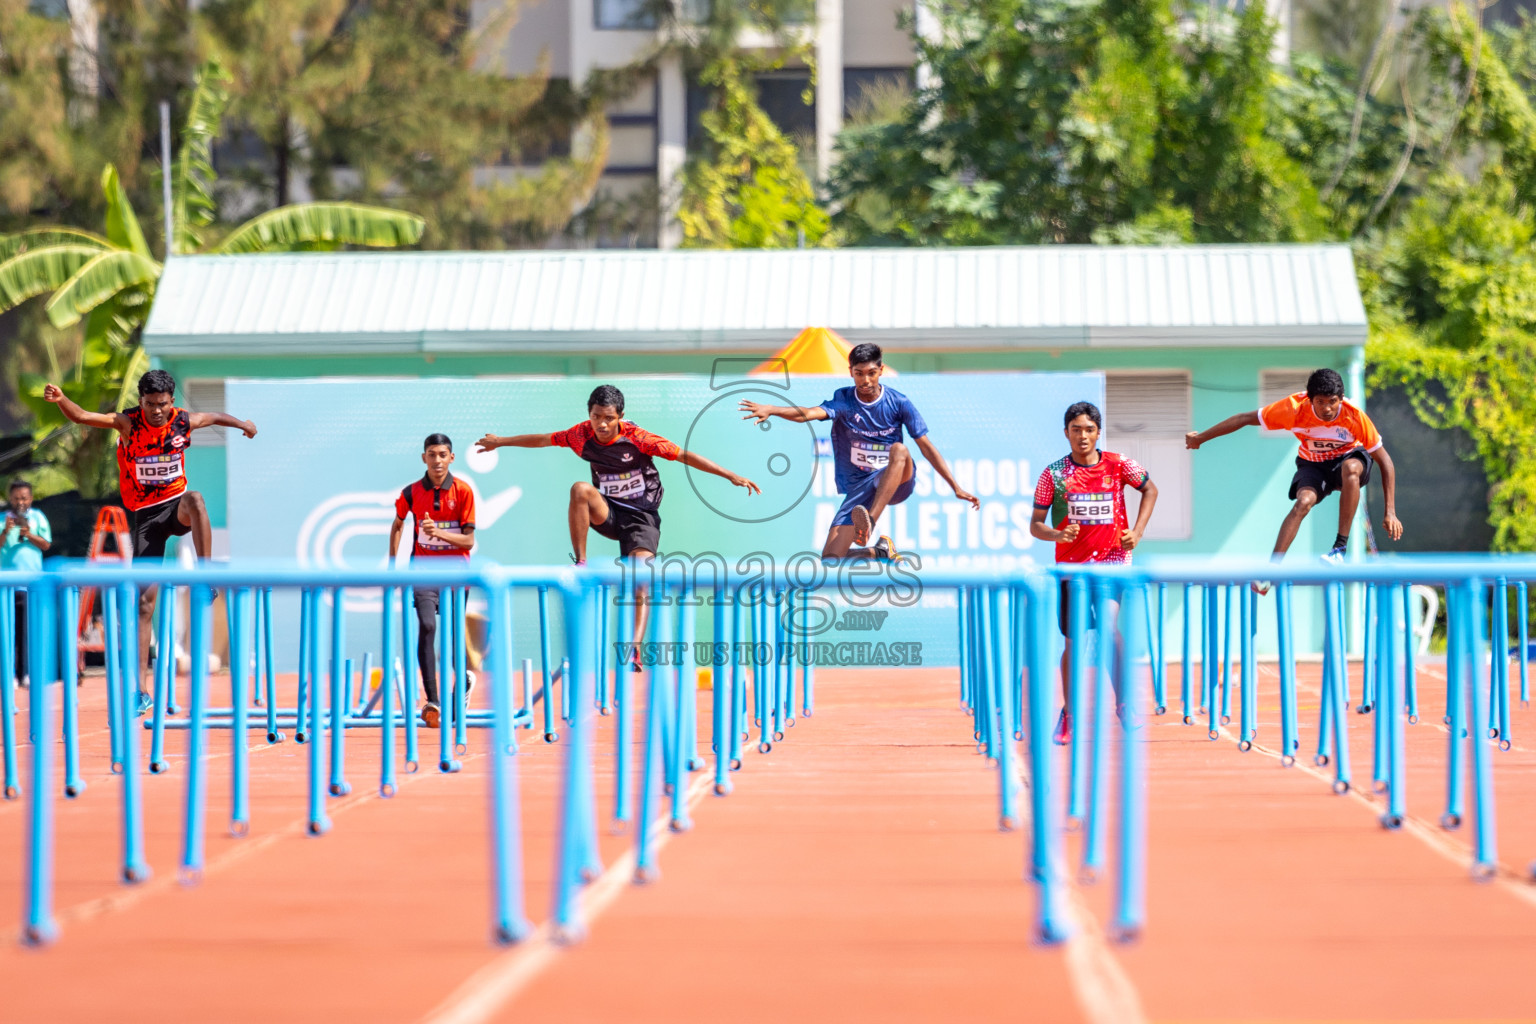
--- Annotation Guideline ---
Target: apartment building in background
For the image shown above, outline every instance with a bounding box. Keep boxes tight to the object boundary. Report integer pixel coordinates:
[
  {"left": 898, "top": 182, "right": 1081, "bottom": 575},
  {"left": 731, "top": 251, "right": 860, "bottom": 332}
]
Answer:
[{"left": 484, "top": 0, "right": 917, "bottom": 247}]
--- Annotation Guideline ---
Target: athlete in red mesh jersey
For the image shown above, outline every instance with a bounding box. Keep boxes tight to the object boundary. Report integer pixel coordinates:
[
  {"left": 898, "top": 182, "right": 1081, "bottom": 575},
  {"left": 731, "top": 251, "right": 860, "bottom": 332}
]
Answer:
[
  {"left": 477, "top": 383, "right": 760, "bottom": 665},
  {"left": 1031, "top": 401, "right": 1159, "bottom": 746},
  {"left": 45, "top": 370, "right": 257, "bottom": 712}
]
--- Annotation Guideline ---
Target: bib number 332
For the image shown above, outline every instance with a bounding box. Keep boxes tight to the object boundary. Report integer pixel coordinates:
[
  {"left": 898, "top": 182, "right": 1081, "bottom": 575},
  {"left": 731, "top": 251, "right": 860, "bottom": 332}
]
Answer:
[
  {"left": 850, "top": 442, "right": 890, "bottom": 471},
  {"left": 1066, "top": 492, "right": 1114, "bottom": 525}
]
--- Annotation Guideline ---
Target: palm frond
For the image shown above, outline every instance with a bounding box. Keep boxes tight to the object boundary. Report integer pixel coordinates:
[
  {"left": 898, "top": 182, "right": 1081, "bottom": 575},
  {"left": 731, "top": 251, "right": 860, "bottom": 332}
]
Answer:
[
  {"left": 0, "top": 229, "right": 110, "bottom": 264},
  {"left": 172, "top": 60, "right": 234, "bottom": 255},
  {"left": 43, "top": 249, "right": 161, "bottom": 329},
  {"left": 212, "top": 202, "right": 425, "bottom": 254},
  {"left": 101, "top": 164, "right": 152, "bottom": 259},
  {"left": 0, "top": 245, "right": 108, "bottom": 313}
]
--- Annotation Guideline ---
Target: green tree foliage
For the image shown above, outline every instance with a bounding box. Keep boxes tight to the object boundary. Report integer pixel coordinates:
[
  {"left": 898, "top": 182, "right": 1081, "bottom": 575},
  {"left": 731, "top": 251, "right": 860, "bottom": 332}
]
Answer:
[
  {"left": 1357, "top": 6, "right": 1536, "bottom": 550},
  {"left": 679, "top": 54, "right": 830, "bottom": 248},
  {"left": 200, "top": 0, "right": 613, "bottom": 247},
  {"left": 1362, "top": 173, "right": 1536, "bottom": 550},
  {"left": 0, "top": 61, "right": 424, "bottom": 498},
  {"left": 830, "top": 0, "right": 1328, "bottom": 245}
]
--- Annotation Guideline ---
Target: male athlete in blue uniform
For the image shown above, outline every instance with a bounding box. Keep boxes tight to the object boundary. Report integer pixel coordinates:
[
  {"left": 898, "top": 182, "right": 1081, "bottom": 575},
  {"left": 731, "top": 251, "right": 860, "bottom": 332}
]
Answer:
[{"left": 740, "top": 343, "right": 977, "bottom": 560}]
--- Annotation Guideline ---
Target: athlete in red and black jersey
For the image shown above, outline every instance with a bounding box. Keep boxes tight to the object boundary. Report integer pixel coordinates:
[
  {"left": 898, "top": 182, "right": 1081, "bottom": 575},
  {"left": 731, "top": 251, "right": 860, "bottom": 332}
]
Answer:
[
  {"left": 476, "top": 384, "right": 760, "bottom": 658},
  {"left": 388, "top": 433, "right": 476, "bottom": 728},
  {"left": 1030, "top": 401, "right": 1158, "bottom": 746},
  {"left": 45, "top": 369, "right": 258, "bottom": 712}
]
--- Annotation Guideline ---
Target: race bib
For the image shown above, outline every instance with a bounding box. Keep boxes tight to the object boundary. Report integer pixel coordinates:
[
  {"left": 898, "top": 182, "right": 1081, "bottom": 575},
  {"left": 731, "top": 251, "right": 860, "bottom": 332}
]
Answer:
[
  {"left": 417, "top": 519, "right": 459, "bottom": 551},
  {"left": 1066, "top": 492, "right": 1115, "bottom": 526},
  {"left": 597, "top": 470, "right": 645, "bottom": 500},
  {"left": 1303, "top": 437, "right": 1356, "bottom": 457},
  {"left": 134, "top": 453, "right": 184, "bottom": 485},
  {"left": 850, "top": 441, "right": 891, "bottom": 472}
]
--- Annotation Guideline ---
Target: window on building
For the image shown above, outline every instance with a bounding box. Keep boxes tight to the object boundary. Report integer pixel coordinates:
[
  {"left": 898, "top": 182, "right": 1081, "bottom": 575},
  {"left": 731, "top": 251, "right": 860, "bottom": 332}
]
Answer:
[
  {"left": 754, "top": 70, "right": 816, "bottom": 146},
  {"left": 842, "top": 68, "right": 910, "bottom": 120},
  {"left": 595, "top": 0, "right": 658, "bottom": 30},
  {"left": 1105, "top": 372, "right": 1192, "bottom": 541},
  {"left": 687, "top": 70, "right": 815, "bottom": 152},
  {"left": 185, "top": 380, "right": 227, "bottom": 448},
  {"left": 1259, "top": 368, "right": 1313, "bottom": 407},
  {"left": 605, "top": 78, "right": 659, "bottom": 174}
]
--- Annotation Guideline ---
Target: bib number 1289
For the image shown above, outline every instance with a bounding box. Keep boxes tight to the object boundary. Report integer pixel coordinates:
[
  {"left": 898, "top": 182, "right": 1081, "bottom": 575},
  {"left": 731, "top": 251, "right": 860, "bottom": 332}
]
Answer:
[{"left": 1066, "top": 492, "right": 1113, "bottom": 525}]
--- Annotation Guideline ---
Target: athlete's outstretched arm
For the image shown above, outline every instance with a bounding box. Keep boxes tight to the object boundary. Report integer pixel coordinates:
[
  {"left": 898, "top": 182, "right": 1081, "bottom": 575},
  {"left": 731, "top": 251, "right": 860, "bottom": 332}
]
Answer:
[
  {"left": 42, "top": 383, "right": 127, "bottom": 432},
  {"left": 188, "top": 411, "right": 257, "bottom": 438},
  {"left": 913, "top": 435, "right": 979, "bottom": 510},
  {"left": 388, "top": 517, "right": 406, "bottom": 560},
  {"left": 738, "top": 400, "right": 829, "bottom": 424},
  {"left": 1371, "top": 447, "right": 1403, "bottom": 540},
  {"left": 476, "top": 432, "right": 555, "bottom": 451},
  {"left": 1185, "top": 411, "right": 1260, "bottom": 450},
  {"left": 678, "top": 450, "right": 762, "bottom": 495},
  {"left": 1123, "top": 480, "right": 1158, "bottom": 551}
]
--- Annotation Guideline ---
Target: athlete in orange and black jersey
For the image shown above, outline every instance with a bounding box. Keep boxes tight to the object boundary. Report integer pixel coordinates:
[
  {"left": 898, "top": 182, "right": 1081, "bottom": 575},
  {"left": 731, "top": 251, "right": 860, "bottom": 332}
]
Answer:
[
  {"left": 45, "top": 369, "right": 258, "bottom": 712},
  {"left": 476, "top": 383, "right": 762, "bottom": 666},
  {"left": 116, "top": 405, "right": 194, "bottom": 517}
]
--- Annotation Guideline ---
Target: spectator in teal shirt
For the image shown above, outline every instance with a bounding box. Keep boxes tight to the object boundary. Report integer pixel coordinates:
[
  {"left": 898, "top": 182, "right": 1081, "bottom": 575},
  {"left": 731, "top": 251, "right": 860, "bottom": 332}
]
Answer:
[{"left": 2, "top": 479, "right": 51, "bottom": 685}]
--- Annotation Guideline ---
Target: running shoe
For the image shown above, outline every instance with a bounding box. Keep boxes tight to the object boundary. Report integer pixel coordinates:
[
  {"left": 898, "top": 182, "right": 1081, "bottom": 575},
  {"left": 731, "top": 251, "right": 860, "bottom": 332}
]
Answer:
[
  {"left": 1250, "top": 580, "right": 1272, "bottom": 596},
  {"left": 463, "top": 671, "right": 476, "bottom": 708},
  {"left": 1052, "top": 709, "right": 1072, "bottom": 745},
  {"left": 1322, "top": 545, "right": 1347, "bottom": 565},
  {"left": 851, "top": 505, "right": 873, "bottom": 546},
  {"left": 569, "top": 553, "right": 586, "bottom": 567},
  {"left": 422, "top": 702, "right": 441, "bottom": 729},
  {"left": 872, "top": 535, "right": 905, "bottom": 565},
  {"left": 135, "top": 691, "right": 154, "bottom": 717}
]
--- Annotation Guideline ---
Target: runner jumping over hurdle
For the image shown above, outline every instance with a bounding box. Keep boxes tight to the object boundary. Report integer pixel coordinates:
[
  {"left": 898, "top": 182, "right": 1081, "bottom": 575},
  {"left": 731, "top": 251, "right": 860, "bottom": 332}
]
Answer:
[
  {"left": 1185, "top": 368, "right": 1402, "bottom": 591},
  {"left": 738, "top": 343, "right": 978, "bottom": 562},
  {"left": 476, "top": 384, "right": 760, "bottom": 661},
  {"left": 1031, "top": 401, "right": 1158, "bottom": 745},
  {"left": 388, "top": 433, "right": 476, "bottom": 728},
  {"left": 44, "top": 370, "right": 258, "bottom": 713}
]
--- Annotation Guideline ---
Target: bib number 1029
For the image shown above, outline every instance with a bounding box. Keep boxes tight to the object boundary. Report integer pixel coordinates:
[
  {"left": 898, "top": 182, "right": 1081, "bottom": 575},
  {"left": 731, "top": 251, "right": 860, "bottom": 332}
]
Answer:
[{"left": 135, "top": 455, "right": 184, "bottom": 484}]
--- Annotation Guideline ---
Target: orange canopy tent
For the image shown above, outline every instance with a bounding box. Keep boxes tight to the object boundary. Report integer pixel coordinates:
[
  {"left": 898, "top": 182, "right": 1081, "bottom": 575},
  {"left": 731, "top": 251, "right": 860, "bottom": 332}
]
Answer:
[{"left": 749, "top": 326, "right": 895, "bottom": 377}]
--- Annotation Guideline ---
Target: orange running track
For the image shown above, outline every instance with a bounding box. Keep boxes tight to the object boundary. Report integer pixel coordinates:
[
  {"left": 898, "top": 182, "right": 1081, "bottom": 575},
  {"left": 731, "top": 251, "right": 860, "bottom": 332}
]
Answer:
[{"left": 1, "top": 662, "right": 1534, "bottom": 1023}]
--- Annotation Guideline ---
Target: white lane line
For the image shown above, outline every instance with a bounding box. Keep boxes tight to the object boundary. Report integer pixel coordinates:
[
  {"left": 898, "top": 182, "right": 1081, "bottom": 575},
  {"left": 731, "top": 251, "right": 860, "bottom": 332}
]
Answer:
[
  {"left": 419, "top": 774, "right": 714, "bottom": 1024},
  {"left": 1216, "top": 717, "right": 1536, "bottom": 911},
  {"left": 1062, "top": 886, "right": 1149, "bottom": 1024},
  {"left": 48, "top": 748, "right": 478, "bottom": 930},
  {"left": 1009, "top": 744, "right": 1148, "bottom": 1024}
]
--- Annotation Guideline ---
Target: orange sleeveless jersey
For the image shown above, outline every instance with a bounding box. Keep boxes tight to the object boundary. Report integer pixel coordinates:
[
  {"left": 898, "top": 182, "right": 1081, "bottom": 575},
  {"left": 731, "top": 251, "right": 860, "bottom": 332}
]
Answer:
[
  {"left": 1258, "top": 392, "right": 1382, "bottom": 463},
  {"left": 116, "top": 406, "right": 192, "bottom": 512}
]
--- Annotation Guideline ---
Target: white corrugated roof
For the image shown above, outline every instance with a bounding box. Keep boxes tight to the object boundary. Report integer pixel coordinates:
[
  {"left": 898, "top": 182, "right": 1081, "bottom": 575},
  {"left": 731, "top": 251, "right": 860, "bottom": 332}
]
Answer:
[{"left": 143, "top": 245, "right": 1367, "bottom": 355}]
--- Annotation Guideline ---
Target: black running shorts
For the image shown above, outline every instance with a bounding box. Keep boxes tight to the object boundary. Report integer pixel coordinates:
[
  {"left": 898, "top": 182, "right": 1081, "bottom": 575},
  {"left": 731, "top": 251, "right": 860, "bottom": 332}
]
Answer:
[
  {"left": 130, "top": 497, "right": 192, "bottom": 559},
  {"left": 1288, "top": 450, "right": 1371, "bottom": 502},
  {"left": 592, "top": 501, "right": 661, "bottom": 558}
]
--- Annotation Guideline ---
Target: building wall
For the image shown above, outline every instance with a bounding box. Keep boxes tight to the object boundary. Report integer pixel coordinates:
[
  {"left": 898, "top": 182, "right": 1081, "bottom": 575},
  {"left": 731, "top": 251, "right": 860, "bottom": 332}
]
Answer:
[{"left": 169, "top": 339, "right": 1374, "bottom": 653}]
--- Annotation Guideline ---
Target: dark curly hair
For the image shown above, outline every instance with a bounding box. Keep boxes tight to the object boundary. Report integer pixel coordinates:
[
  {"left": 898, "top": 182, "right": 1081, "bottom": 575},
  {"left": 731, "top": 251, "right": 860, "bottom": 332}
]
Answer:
[
  {"left": 137, "top": 369, "right": 176, "bottom": 398},
  {"left": 588, "top": 384, "right": 625, "bottom": 416}
]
